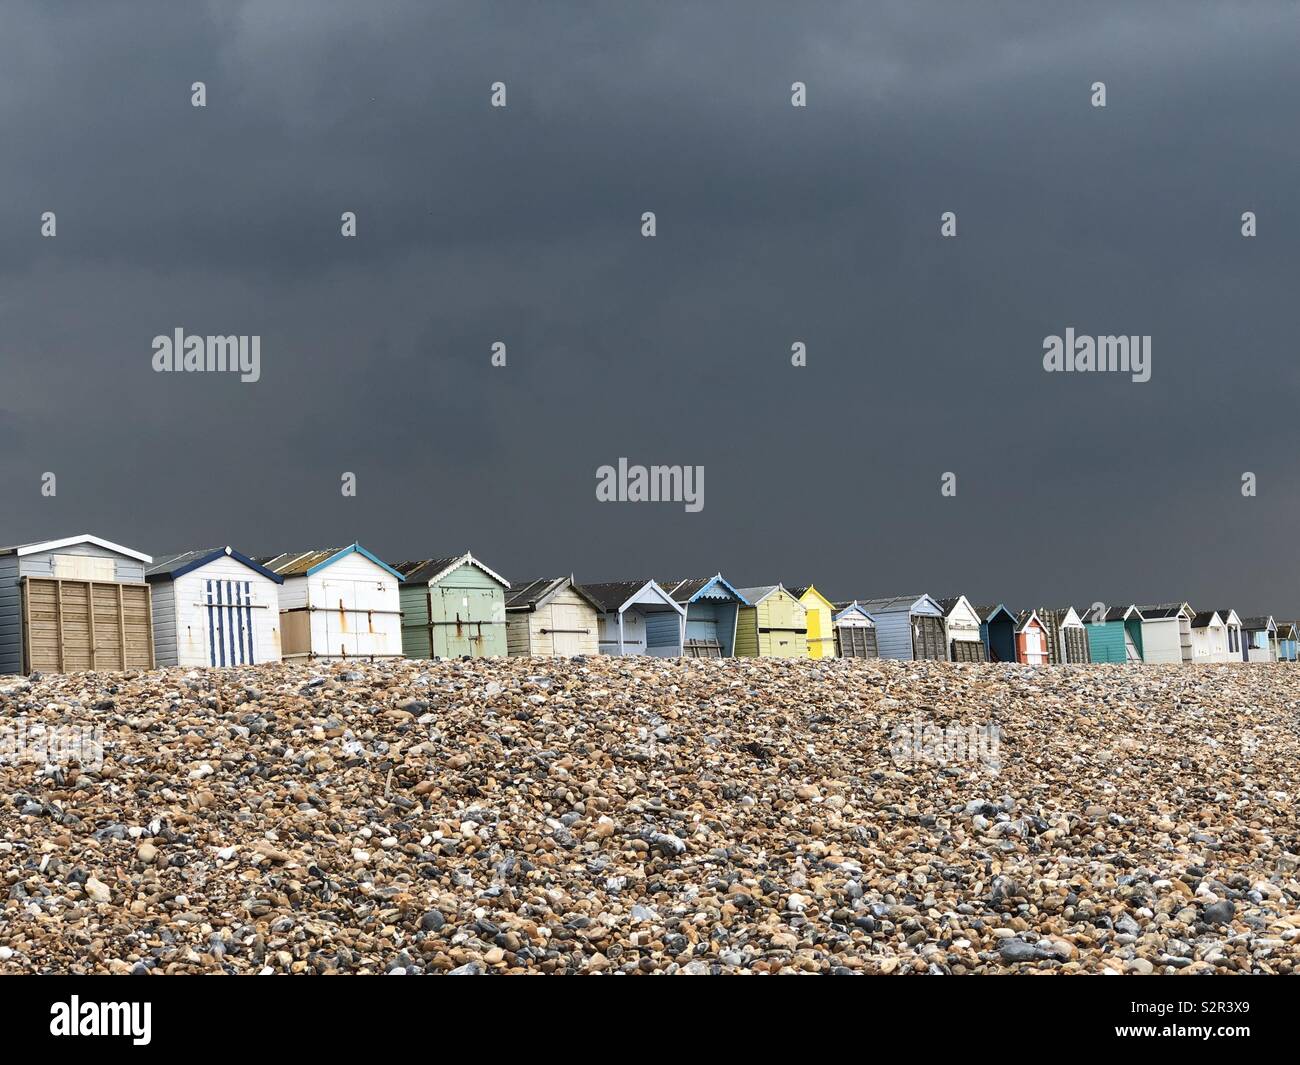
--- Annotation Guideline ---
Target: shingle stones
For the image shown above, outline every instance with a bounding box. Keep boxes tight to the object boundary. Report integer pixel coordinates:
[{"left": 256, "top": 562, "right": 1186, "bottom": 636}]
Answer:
[{"left": 1, "top": 658, "right": 1298, "bottom": 974}]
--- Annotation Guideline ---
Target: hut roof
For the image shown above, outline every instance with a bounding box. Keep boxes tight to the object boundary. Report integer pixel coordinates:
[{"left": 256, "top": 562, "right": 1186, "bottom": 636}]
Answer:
[
  {"left": 390, "top": 552, "right": 509, "bottom": 588},
  {"left": 505, "top": 576, "right": 601, "bottom": 612},
  {"left": 0, "top": 534, "right": 151, "bottom": 564},
  {"left": 147, "top": 546, "right": 284, "bottom": 584}
]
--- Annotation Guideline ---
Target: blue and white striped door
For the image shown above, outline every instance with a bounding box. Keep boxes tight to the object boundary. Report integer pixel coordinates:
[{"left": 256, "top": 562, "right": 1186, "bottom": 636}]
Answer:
[{"left": 205, "top": 579, "right": 257, "bottom": 666}]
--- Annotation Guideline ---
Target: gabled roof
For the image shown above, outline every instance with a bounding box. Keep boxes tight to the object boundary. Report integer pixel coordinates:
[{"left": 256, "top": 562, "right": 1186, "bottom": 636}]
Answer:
[
  {"left": 1240, "top": 615, "right": 1277, "bottom": 631},
  {"left": 857, "top": 594, "right": 940, "bottom": 615},
  {"left": 974, "top": 603, "right": 1016, "bottom": 623},
  {"left": 935, "top": 595, "right": 981, "bottom": 620},
  {"left": 1191, "top": 610, "right": 1222, "bottom": 629},
  {"left": 0, "top": 534, "right": 151, "bottom": 564},
  {"left": 391, "top": 551, "right": 509, "bottom": 589},
  {"left": 1136, "top": 603, "right": 1194, "bottom": 620},
  {"left": 146, "top": 546, "right": 284, "bottom": 584},
  {"left": 505, "top": 576, "right": 602, "bottom": 613},
  {"left": 1214, "top": 609, "right": 1242, "bottom": 626},
  {"left": 1080, "top": 605, "right": 1143, "bottom": 623},
  {"left": 581, "top": 579, "right": 685, "bottom": 615},
  {"left": 735, "top": 584, "right": 793, "bottom": 606},
  {"left": 833, "top": 602, "right": 876, "bottom": 624},
  {"left": 1277, "top": 621, "right": 1298, "bottom": 639},
  {"left": 1037, "top": 606, "right": 1085, "bottom": 627},
  {"left": 257, "top": 544, "right": 405, "bottom": 582},
  {"left": 790, "top": 584, "right": 835, "bottom": 610},
  {"left": 657, "top": 575, "right": 748, "bottom": 606},
  {"left": 1015, "top": 608, "right": 1044, "bottom": 632}
]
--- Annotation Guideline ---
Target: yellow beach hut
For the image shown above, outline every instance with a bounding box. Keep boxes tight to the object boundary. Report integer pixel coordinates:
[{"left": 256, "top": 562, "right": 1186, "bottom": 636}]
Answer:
[{"left": 791, "top": 585, "right": 836, "bottom": 659}]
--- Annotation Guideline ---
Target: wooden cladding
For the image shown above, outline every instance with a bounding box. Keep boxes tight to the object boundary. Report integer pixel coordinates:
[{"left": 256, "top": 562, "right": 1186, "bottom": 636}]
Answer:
[
  {"left": 950, "top": 638, "right": 987, "bottom": 663},
  {"left": 21, "top": 577, "right": 154, "bottom": 673},
  {"left": 836, "top": 626, "right": 878, "bottom": 658},
  {"left": 912, "top": 616, "right": 947, "bottom": 660}
]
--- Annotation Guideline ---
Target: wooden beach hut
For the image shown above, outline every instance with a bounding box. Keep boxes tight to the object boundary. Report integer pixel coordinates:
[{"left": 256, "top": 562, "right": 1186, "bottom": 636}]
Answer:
[
  {"left": 1189, "top": 610, "right": 1228, "bottom": 662},
  {"left": 0, "top": 534, "right": 154, "bottom": 674},
  {"left": 1276, "top": 621, "right": 1298, "bottom": 662},
  {"left": 1037, "top": 606, "right": 1091, "bottom": 664},
  {"left": 258, "top": 545, "right": 404, "bottom": 662},
  {"left": 659, "top": 576, "right": 747, "bottom": 657},
  {"left": 1015, "top": 609, "right": 1050, "bottom": 665},
  {"left": 857, "top": 594, "right": 946, "bottom": 661},
  {"left": 734, "top": 585, "right": 808, "bottom": 658},
  {"left": 832, "top": 601, "right": 878, "bottom": 658},
  {"left": 937, "top": 596, "right": 988, "bottom": 662},
  {"left": 1240, "top": 616, "right": 1278, "bottom": 662},
  {"left": 392, "top": 552, "right": 510, "bottom": 658},
  {"left": 977, "top": 604, "right": 1017, "bottom": 663},
  {"left": 583, "top": 580, "right": 685, "bottom": 656},
  {"left": 1218, "top": 609, "right": 1244, "bottom": 661},
  {"left": 1135, "top": 603, "right": 1195, "bottom": 663},
  {"left": 504, "top": 576, "right": 601, "bottom": 657},
  {"left": 146, "top": 546, "right": 284, "bottom": 667},
  {"left": 791, "top": 585, "right": 837, "bottom": 659},
  {"left": 1082, "top": 605, "right": 1145, "bottom": 663}
]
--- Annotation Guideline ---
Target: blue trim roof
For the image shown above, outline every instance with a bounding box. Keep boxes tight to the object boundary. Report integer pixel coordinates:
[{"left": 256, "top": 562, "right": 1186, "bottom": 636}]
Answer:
[
  {"left": 833, "top": 602, "right": 876, "bottom": 623},
  {"left": 305, "top": 543, "right": 406, "bottom": 582},
  {"left": 690, "top": 574, "right": 748, "bottom": 605},
  {"left": 147, "top": 546, "right": 285, "bottom": 584}
]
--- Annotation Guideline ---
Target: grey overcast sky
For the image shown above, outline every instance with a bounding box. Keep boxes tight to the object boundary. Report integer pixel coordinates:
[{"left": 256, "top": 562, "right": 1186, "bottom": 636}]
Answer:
[{"left": 2, "top": 1, "right": 1299, "bottom": 612}]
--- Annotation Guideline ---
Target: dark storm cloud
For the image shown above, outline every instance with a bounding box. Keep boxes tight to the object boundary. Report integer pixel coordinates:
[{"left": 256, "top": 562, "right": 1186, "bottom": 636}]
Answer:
[{"left": 2, "top": 1, "right": 1299, "bottom": 613}]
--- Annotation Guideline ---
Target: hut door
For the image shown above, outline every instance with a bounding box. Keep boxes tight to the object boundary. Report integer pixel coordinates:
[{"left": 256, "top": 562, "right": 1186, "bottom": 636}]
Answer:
[
  {"left": 549, "top": 603, "right": 581, "bottom": 655},
  {"left": 204, "top": 578, "right": 257, "bottom": 666},
  {"left": 950, "top": 639, "right": 985, "bottom": 663},
  {"left": 21, "top": 578, "right": 154, "bottom": 673},
  {"left": 836, "top": 626, "right": 876, "bottom": 658},
  {"left": 1064, "top": 628, "right": 1088, "bottom": 663},
  {"left": 913, "top": 616, "right": 945, "bottom": 660},
  {"left": 436, "top": 587, "right": 491, "bottom": 652},
  {"left": 322, "top": 580, "right": 359, "bottom": 658}
]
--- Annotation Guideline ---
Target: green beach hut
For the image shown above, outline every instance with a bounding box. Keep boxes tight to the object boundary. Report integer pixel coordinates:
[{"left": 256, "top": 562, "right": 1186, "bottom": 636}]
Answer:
[
  {"left": 1082, "top": 604, "right": 1145, "bottom": 663},
  {"left": 392, "top": 551, "right": 510, "bottom": 658}
]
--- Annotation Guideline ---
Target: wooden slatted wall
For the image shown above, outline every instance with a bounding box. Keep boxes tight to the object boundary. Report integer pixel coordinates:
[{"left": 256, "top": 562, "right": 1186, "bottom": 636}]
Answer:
[{"left": 22, "top": 578, "right": 154, "bottom": 672}]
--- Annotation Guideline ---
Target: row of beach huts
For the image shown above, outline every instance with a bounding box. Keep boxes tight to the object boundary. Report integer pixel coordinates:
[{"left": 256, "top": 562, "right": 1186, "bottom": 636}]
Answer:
[{"left": 0, "top": 534, "right": 1294, "bottom": 674}]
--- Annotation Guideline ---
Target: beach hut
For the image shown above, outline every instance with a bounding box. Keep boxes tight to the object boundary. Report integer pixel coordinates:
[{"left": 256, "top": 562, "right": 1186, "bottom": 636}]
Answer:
[
  {"left": 1015, "top": 610, "right": 1050, "bottom": 665},
  {"left": 977, "top": 604, "right": 1017, "bottom": 663},
  {"left": 1218, "top": 609, "right": 1244, "bottom": 661},
  {"left": 1135, "top": 603, "right": 1195, "bottom": 663},
  {"left": 734, "top": 585, "right": 808, "bottom": 658},
  {"left": 1037, "top": 606, "right": 1091, "bottom": 664},
  {"left": 1189, "top": 611, "right": 1228, "bottom": 662},
  {"left": 936, "top": 596, "right": 988, "bottom": 662},
  {"left": 0, "top": 534, "right": 154, "bottom": 674},
  {"left": 583, "top": 580, "right": 685, "bottom": 656},
  {"left": 791, "top": 585, "right": 838, "bottom": 659},
  {"left": 504, "top": 576, "right": 602, "bottom": 657},
  {"left": 1276, "top": 621, "right": 1298, "bottom": 662},
  {"left": 857, "top": 595, "right": 946, "bottom": 661},
  {"left": 659, "top": 576, "right": 747, "bottom": 657},
  {"left": 146, "top": 547, "right": 284, "bottom": 667},
  {"left": 1240, "top": 616, "right": 1278, "bottom": 662},
  {"left": 258, "top": 545, "right": 404, "bottom": 662},
  {"left": 832, "top": 601, "right": 878, "bottom": 658},
  {"left": 1082, "top": 605, "right": 1145, "bottom": 663},
  {"left": 392, "top": 552, "right": 510, "bottom": 658}
]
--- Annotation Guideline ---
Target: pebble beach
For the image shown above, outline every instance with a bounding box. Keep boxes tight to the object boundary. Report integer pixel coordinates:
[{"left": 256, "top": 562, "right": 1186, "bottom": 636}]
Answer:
[{"left": 1, "top": 657, "right": 1297, "bottom": 975}]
